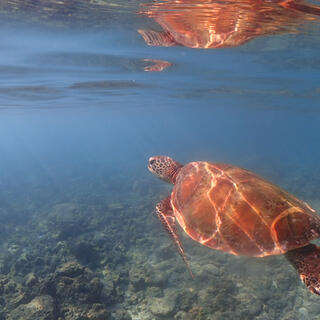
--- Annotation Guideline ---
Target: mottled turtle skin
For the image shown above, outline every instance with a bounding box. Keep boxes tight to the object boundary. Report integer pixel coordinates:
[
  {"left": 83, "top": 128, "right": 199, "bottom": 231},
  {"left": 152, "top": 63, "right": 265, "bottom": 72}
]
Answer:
[{"left": 148, "top": 156, "right": 320, "bottom": 295}]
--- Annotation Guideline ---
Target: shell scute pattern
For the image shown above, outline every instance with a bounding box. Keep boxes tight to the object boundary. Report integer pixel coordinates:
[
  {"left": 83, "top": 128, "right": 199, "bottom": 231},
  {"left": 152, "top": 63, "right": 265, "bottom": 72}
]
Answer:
[
  {"left": 171, "top": 161, "right": 320, "bottom": 257},
  {"left": 173, "top": 163, "right": 217, "bottom": 237}
]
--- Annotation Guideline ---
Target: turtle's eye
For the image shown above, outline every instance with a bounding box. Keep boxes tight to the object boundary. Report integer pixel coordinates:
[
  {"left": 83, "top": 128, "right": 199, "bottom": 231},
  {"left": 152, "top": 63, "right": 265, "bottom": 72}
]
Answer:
[{"left": 150, "top": 159, "right": 156, "bottom": 165}]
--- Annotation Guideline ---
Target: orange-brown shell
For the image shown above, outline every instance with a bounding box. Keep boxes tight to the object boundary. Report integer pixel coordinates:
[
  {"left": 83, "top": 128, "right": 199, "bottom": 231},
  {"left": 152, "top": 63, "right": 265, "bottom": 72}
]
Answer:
[
  {"left": 171, "top": 162, "right": 320, "bottom": 257},
  {"left": 139, "top": 0, "right": 316, "bottom": 49}
]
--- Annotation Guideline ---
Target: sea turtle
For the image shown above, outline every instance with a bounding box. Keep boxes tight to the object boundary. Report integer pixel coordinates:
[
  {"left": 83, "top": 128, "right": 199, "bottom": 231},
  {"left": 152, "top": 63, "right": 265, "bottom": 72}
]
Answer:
[
  {"left": 138, "top": 0, "right": 320, "bottom": 49},
  {"left": 148, "top": 155, "right": 320, "bottom": 295}
]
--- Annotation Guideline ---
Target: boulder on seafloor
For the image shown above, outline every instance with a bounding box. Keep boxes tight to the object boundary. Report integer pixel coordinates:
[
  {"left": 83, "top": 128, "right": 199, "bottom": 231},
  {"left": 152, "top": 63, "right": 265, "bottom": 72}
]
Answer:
[
  {"left": 174, "top": 311, "right": 194, "bottom": 320},
  {"left": 196, "top": 279, "right": 238, "bottom": 316},
  {"left": 149, "top": 297, "right": 175, "bottom": 318},
  {"left": 298, "top": 307, "right": 309, "bottom": 320},
  {"left": 129, "top": 264, "right": 168, "bottom": 292},
  {"left": 87, "top": 304, "right": 111, "bottom": 320},
  {"left": 148, "top": 288, "right": 177, "bottom": 318},
  {"left": 0, "top": 278, "right": 27, "bottom": 310},
  {"left": 61, "top": 304, "right": 110, "bottom": 320},
  {"left": 112, "top": 309, "right": 132, "bottom": 320},
  {"left": 46, "top": 203, "right": 87, "bottom": 240},
  {"left": 39, "top": 261, "right": 110, "bottom": 319},
  {"left": 53, "top": 261, "right": 104, "bottom": 304},
  {"left": 175, "top": 288, "right": 197, "bottom": 312},
  {"left": 55, "top": 261, "right": 86, "bottom": 278},
  {"left": 24, "top": 272, "right": 38, "bottom": 288},
  {"left": 129, "top": 266, "right": 149, "bottom": 291},
  {"left": 145, "top": 286, "right": 163, "bottom": 298},
  {"left": 69, "top": 240, "right": 100, "bottom": 265},
  {"left": 7, "top": 295, "right": 56, "bottom": 320}
]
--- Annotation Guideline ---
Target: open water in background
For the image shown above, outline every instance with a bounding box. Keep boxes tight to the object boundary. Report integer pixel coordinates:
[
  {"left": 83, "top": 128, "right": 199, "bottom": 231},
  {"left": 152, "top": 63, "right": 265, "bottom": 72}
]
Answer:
[{"left": 1, "top": 0, "right": 320, "bottom": 319}]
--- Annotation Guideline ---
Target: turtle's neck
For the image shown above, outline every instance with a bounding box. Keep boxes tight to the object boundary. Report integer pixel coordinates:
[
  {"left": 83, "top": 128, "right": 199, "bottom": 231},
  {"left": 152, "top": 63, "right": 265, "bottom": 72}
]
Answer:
[{"left": 169, "top": 162, "right": 183, "bottom": 184}]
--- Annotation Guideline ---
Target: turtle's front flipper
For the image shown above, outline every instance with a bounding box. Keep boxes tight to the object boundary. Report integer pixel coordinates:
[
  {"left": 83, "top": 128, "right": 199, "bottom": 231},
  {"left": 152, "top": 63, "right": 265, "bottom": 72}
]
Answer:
[
  {"left": 156, "top": 196, "right": 194, "bottom": 278},
  {"left": 286, "top": 244, "right": 320, "bottom": 295},
  {"left": 138, "top": 29, "right": 176, "bottom": 47}
]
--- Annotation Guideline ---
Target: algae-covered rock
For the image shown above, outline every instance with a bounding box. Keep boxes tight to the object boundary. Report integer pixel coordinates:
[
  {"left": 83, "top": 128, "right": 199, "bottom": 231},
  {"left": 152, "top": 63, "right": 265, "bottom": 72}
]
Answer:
[
  {"left": 46, "top": 203, "right": 86, "bottom": 240},
  {"left": 149, "top": 297, "right": 175, "bottom": 318},
  {"left": 145, "top": 286, "right": 163, "bottom": 298},
  {"left": 25, "top": 272, "right": 38, "bottom": 288},
  {"left": 39, "top": 260, "right": 110, "bottom": 319},
  {"left": 247, "top": 299, "right": 263, "bottom": 317},
  {"left": 55, "top": 261, "right": 86, "bottom": 278},
  {"left": 58, "top": 298, "right": 111, "bottom": 319},
  {"left": 87, "top": 303, "right": 111, "bottom": 320},
  {"left": 175, "top": 288, "right": 197, "bottom": 312},
  {"left": 147, "top": 269, "right": 168, "bottom": 288},
  {"left": 55, "top": 272, "right": 103, "bottom": 304},
  {"left": 2, "top": 279, "right": 27, "bottom": 310},
  {"left": 112, "top": 309, "right": 132, "bottom": 320},
  {"left": 7, "top": 295, "right": 56, "bottom": 320},
  {"left": 174, "top": 310, "right": 194, "bottom": 320},
  {"left": 199, "top": 263, "right": 220, "bottom": 278},
  {"left": 298, "top": 307, "right": 309, "bottom": 320},
  {"left": 196, "top": 279, "right": 238, "bottom": 317},
  {"left": 70, "top": 241, "right": 100, "bottom": 265},
  {"left": 129, "top": 266, "right": 149, "bottom": 291},
  {"left": 61, "top": 304, "right": 110, "bottom": 320},
  {"left": 148, "top": 289, "right": 177, "bottom": 318},
  {"left": 282, "top": 310, "right": 302, "bottom": 320}
]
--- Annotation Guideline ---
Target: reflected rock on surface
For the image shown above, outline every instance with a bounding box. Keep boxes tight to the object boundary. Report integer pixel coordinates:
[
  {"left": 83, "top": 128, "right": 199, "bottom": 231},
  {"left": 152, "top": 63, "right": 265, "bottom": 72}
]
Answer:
[{"left": 143, "top": 58, "right": 172, "bottom": 71}]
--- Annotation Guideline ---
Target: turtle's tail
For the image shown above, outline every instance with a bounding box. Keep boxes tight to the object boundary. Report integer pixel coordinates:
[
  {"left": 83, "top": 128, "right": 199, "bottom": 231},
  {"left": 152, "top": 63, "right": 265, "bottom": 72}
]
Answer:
[{"left": 285, "top": 244, "right": 320, "bottom": 295}]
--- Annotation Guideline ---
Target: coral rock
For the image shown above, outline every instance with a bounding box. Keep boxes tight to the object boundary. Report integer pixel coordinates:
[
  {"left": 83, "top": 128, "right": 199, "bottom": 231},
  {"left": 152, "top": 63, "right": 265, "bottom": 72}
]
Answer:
[{"left": 7, "top": 295, "right": 56, "bottom": 320}]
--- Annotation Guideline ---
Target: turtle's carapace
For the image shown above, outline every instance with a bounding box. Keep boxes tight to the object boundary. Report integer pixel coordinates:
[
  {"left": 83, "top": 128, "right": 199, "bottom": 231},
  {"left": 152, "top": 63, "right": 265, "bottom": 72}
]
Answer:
[{"left": 138, "top": 0, "right": 320, "bottom": 48}]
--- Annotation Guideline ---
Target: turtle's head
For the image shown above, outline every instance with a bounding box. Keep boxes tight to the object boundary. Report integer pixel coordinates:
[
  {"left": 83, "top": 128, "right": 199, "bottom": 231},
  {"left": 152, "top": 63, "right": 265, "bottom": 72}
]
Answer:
[{"left": 148, "top": 156, "right": 183, "bottom": 184}]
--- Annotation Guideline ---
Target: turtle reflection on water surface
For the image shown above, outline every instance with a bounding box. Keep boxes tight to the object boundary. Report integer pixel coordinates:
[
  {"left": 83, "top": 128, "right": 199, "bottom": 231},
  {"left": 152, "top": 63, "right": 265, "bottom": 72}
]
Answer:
[{"left": 139, "top": 0, "right": 320, "bottom": 48}]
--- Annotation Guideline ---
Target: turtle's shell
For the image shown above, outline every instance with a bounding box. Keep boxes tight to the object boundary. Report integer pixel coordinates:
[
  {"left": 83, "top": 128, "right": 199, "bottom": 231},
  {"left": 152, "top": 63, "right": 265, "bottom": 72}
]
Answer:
[
  {"left": 140, "top": 0, "right": 307, "bottom": 49},
  {"left": 171, "top": 162, "right": 320, "bottom": 257}
]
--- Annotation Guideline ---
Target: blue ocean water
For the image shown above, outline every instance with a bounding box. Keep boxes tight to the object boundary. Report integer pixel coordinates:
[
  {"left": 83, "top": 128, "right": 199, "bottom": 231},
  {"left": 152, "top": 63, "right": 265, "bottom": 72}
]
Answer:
[{"left": 0, "top": 1, "right": 320, "bottom": 319}]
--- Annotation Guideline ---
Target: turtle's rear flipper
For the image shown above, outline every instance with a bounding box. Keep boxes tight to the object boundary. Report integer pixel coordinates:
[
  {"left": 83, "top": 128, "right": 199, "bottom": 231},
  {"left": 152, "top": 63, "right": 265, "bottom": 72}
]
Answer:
[
  {"left": 278, "top": 0, "right": 320, "bottom": 16},
  {"left": 286, "top": 244, "right": 320, "bottom": 295},
  {"left": 156, "top": 196, "right": 194, "bottom": 278},
  {"left": 138, "top": 29, "right": 176, "bottom": 47}
]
